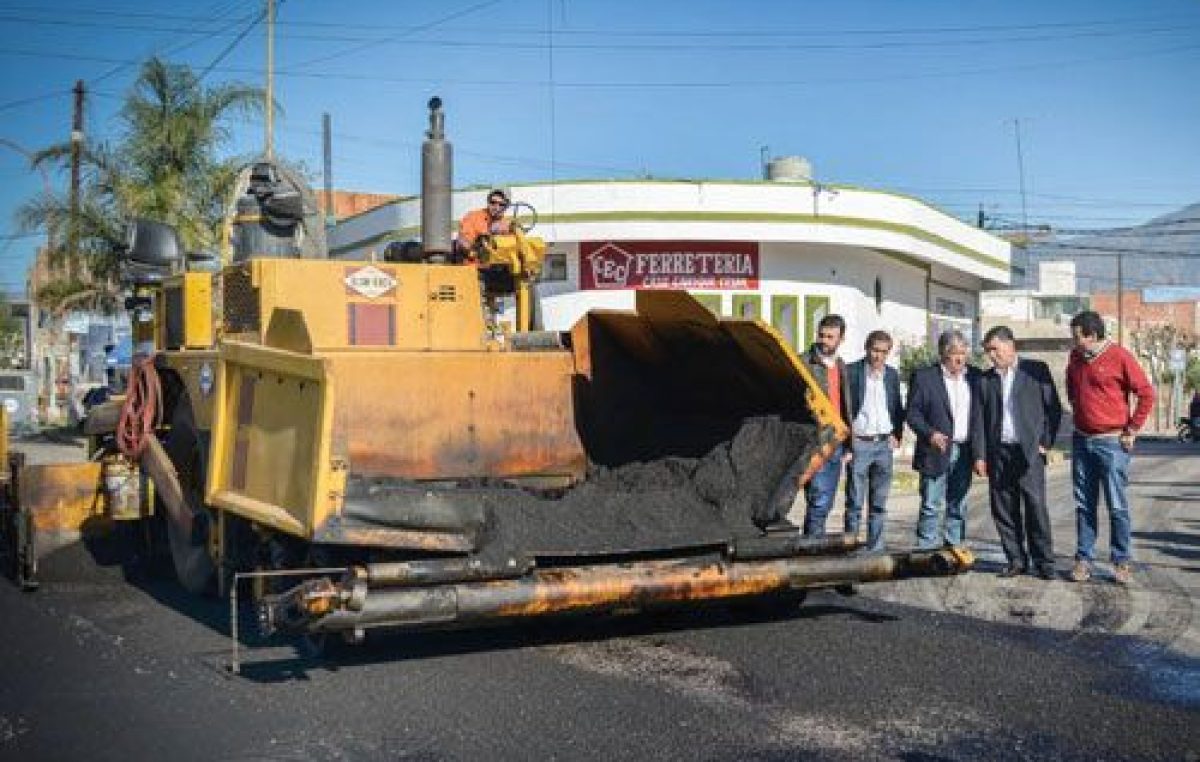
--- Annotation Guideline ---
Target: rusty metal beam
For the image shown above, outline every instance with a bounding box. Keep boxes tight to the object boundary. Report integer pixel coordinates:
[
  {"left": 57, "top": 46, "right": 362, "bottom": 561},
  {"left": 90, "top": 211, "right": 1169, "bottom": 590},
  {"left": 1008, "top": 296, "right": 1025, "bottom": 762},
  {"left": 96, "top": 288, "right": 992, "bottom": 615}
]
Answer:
[{"left": 262, "top": 547, "right": 973, "bottom": 636}]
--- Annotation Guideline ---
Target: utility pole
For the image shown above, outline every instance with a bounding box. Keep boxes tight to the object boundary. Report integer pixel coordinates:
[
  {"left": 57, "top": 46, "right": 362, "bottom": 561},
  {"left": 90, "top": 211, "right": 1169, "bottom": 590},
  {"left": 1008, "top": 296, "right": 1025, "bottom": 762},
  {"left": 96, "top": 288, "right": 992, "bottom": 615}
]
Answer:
[
  {"left": 264, "top": 0, "right": 275, "bottom": 160},
  {"left": 68, "top": 79, "right": 85, "bottom": 279},
  {"left": 1013, "top": 119, "right": 1029, "bottom": 286},
  {"left": 760, "top": 145, "right": 770, "bottom": 179},
  {"left": 1116, "top": 251, "right": 1124, "bottom": 347},
  {"left": 322, "top": 112, "right": 334, "bottom": 228}
]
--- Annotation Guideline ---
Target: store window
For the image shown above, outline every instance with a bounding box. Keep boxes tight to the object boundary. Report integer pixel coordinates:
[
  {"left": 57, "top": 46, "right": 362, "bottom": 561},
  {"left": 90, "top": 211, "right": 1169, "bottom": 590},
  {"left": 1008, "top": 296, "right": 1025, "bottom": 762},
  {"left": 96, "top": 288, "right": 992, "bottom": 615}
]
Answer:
[
  {"left": 771, "top": 295, "right": 798, "bottom": 351},
  {"left": 689, "top": 293, "right": 722, "bottom": 316},
  {"left": 732, "top": 294, "right": 761, "bottom": 320},
  {"left": 540, "top": 251, "right": 568, "bottom": 282},
  {"left": 804, "top": 295, "right": 831, "bottom": 347}
]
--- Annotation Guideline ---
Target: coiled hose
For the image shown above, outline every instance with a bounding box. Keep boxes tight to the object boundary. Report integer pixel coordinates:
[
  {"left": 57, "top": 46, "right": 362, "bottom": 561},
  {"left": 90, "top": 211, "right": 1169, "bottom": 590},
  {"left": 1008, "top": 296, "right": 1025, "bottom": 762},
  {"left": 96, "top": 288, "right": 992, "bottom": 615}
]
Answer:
[{"left": 116, "top": 355, "right": 162, "bottom": 459}]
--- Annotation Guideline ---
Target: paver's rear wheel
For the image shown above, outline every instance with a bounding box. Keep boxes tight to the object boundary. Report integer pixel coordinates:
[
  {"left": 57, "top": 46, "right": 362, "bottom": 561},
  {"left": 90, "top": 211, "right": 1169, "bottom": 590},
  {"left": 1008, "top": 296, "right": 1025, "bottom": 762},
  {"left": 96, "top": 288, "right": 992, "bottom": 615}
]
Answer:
[{"left": 161, "top": 396, "right": 216, "bottom": 595}]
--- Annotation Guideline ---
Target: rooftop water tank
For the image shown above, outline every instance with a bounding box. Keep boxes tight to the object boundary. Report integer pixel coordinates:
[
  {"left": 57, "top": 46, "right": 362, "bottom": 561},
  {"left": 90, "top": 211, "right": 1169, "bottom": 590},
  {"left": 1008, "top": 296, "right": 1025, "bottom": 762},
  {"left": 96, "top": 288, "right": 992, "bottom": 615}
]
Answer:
[{"left": 766, "top": 156, "right": 813, "bottom": 182}]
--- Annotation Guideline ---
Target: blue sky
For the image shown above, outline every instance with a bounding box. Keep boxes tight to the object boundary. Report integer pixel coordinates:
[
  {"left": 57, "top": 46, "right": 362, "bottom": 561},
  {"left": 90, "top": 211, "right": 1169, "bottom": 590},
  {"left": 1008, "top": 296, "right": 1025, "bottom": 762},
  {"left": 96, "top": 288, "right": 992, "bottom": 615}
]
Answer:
[{"left": 1, "top": 0, "right": 1199, "bottom": 293}]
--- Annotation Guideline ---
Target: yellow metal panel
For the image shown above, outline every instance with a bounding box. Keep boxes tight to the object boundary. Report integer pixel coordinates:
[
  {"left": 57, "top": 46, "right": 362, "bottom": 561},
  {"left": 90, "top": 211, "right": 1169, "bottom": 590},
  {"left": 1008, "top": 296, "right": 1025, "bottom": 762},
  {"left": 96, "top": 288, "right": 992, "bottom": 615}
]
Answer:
[
  {"left": 160, "top": 350, "right": 219, "bottom": 430},
  {"left": 18, "top": 463, "right": 111, "bottom": 556},
  {"left": 329, "top": 350, "right": 586, "bottom": 480},
  {"left": 183, "top": 272, "right": 214, "bottom": 348},
  {"left": 221, "top": 340, "right": 328, "bottom": 381},
  {"left": 245, "top": 259, "right": 487, "bottom": 351},
  {"left": 208, "top": 490, "right": 307, "bottom": 537},
  {"left": 155, "top": 272, "right": 214, "bottom": 350},
  {"left": 207, "top": 341, "right": 335, "bottom": 538}
]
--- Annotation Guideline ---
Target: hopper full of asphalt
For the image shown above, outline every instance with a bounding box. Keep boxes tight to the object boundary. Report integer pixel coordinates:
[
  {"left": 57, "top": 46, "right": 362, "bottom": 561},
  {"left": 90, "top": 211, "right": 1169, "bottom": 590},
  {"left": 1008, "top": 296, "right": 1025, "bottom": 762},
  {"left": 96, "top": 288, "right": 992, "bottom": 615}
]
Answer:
[{"left": 345, "top": 417, "right": 820, "bottom": 560}]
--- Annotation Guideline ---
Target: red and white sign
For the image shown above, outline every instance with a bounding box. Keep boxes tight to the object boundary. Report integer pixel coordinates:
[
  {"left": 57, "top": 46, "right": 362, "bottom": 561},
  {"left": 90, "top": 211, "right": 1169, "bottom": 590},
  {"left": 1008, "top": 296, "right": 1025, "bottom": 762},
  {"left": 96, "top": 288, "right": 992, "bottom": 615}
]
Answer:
[
  {"left": 344, "top": 265, "right": 398, "bottom": 298},
  {"left": 580, "top": 241, "right": 759, "bottom": 290}
]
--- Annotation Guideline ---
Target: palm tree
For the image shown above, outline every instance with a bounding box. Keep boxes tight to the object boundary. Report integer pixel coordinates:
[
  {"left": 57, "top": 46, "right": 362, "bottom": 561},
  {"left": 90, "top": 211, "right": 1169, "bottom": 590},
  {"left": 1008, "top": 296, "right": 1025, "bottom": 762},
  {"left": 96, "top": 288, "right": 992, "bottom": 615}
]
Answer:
[{"left": 19, "top": 57, "right": 265, "bottom": 313}]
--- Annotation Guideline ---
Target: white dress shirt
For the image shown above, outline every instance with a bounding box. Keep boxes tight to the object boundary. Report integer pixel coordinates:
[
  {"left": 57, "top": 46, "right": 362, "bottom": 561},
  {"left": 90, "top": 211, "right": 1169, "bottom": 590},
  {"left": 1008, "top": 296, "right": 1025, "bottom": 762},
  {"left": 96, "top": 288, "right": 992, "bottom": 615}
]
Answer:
[
  {"left": 941, "top": 366, "right": 971, "bottom": 443},
  {"left": 853, "top": 367, "right": 893, "bottom": 437},
  {"left": 999, "top": 361, "right": 1019, "bottom": 444}
]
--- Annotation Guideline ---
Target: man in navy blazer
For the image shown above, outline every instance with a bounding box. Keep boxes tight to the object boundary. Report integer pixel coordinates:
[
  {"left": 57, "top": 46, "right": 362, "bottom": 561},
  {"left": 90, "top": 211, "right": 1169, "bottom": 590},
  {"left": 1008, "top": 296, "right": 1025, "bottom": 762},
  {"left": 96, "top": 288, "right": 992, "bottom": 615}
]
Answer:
[
  {"left": 974, "top": 325, "right": 1063, "bottom": 579},
  {"left": 905, "top": 330, "right": 985, "bottom": 549},
  {"left": 844, "top": 330, "right": 905, "bottom": 552}
]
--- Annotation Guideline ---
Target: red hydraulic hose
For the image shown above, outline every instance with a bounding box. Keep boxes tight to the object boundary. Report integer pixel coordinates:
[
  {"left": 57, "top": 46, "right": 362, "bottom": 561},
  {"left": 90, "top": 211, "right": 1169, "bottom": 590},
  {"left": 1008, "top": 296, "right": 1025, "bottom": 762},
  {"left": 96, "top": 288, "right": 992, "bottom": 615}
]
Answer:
[{"left": 116, "top": 355, "right": 162, "bottom": 460}]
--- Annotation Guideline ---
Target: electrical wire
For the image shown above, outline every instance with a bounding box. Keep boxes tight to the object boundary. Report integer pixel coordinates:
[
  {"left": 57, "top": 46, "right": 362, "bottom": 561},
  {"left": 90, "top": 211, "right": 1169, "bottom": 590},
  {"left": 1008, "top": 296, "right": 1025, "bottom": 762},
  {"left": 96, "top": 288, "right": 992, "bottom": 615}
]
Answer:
[
  {"left": 288, "top": 0, "right": 502, "bottom": 69},
  {"left": 1, "top": 5, "right": 1196, "bottom": 37},
  {"left": 0, "top": 12, "right": 1195, "bottom": 50},
  {"left": 198, "top": 7, "right": 266, "bottom": 81},
  {"left": 116, "top": 354, "right": 161, "bottom": 460}
]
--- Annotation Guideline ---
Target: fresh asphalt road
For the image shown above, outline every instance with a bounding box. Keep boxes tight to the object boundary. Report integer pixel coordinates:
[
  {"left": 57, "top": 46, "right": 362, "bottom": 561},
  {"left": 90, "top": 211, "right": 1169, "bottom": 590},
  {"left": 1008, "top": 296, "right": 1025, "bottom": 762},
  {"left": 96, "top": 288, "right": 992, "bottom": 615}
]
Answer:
[{"left": 1, "top": 436, "right": 1197, "bottom": 761}]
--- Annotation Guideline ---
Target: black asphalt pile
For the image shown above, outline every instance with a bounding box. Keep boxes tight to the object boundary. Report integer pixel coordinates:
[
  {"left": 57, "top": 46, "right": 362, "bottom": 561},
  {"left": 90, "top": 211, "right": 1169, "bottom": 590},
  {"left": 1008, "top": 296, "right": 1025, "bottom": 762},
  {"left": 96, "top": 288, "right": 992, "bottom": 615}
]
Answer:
[{"left": 481, "top": 416, "right": 821, "bottom": 558}]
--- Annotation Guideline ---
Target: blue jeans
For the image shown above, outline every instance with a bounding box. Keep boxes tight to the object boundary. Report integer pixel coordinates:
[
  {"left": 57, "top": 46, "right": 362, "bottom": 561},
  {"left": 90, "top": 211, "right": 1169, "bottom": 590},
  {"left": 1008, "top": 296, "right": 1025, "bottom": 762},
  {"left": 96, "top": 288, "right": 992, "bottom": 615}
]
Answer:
[
  {"left": 803, "top": 445, "right": 844, "bottom": 537},
  {"left": 845, "top": 439, "right": 893, "bottom": 551},
  {"left": 1072, "top": 434, "right": 1132, "bottom": 564},
  {"left": 916, "top": 442, "right": 972, "bottom": 549}
]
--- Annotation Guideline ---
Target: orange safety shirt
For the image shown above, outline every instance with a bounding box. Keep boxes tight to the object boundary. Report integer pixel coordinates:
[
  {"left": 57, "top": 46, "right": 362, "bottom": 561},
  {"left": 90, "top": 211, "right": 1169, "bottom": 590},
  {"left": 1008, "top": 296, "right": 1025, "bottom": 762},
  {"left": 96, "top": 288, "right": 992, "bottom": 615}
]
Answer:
[
  {"left": 827, "top": 361, "right": 843, "bottom": 426},
  {"left": 458, "top": 208, "right": 512, "bottom": 249}
]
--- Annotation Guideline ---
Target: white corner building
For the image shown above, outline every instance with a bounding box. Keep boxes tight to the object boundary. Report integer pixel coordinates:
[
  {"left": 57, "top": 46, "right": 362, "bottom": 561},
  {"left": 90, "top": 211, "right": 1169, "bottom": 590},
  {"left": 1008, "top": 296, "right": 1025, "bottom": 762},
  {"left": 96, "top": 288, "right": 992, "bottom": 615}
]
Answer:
[{"left": 329, "top": 178, "right": 1011, "bottom": 360}]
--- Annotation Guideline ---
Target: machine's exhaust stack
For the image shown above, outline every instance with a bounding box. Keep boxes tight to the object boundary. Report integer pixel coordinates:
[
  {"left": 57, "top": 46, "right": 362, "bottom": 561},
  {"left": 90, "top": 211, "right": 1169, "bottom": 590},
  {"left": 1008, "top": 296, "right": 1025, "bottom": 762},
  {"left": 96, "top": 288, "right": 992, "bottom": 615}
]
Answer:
[{"left": 421, "top": 96, "right": 453, "bottom": 260}]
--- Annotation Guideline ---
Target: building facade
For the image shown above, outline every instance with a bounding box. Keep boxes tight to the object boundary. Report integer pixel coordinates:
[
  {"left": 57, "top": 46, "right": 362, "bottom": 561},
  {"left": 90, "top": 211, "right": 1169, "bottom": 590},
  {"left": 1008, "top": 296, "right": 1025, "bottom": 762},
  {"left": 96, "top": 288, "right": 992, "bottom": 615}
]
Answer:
[{"left": 330, "top": 180, "right": 1011, "bottom": 359}]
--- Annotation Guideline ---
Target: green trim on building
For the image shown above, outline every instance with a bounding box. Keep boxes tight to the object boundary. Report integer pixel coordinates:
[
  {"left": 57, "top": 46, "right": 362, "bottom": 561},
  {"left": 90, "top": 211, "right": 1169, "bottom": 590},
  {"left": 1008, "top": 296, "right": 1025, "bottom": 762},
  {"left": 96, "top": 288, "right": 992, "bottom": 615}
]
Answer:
[
  {"left": 689, "top": 292, "right": 722, "bottom": 316},
  {"left": 804, "top": 295, "right": 831, "bottom": 347},
  {"left": 771, "top": 295, "right": 799, "bottom": 352},
  {"left": 731, "top": 294, "right": 762, "bottom": 320}
]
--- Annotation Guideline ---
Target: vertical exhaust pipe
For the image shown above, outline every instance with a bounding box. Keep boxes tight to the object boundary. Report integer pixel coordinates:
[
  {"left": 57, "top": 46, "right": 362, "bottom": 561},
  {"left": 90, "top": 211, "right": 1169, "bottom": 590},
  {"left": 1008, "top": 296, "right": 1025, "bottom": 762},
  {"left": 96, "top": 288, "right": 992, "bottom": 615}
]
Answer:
[{"left": 421, "top": 96, "right": 453, "bottom": 261}]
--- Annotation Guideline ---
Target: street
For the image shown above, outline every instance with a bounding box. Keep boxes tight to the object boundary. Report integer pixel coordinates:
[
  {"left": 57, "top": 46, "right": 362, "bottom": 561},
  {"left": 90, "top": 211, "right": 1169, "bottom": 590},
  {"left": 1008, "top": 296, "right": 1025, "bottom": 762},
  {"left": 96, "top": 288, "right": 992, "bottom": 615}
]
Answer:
[{"left": 0, "top": 435, "right": 1197, "bottom": 761}]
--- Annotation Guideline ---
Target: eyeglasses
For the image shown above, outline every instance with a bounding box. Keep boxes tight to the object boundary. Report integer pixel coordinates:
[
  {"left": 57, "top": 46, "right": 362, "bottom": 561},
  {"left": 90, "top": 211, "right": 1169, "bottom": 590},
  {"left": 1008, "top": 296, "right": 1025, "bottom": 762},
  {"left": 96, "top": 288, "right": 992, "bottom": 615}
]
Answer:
[{"left": 488, "top": 199, "right": 508, "bottom": 208}]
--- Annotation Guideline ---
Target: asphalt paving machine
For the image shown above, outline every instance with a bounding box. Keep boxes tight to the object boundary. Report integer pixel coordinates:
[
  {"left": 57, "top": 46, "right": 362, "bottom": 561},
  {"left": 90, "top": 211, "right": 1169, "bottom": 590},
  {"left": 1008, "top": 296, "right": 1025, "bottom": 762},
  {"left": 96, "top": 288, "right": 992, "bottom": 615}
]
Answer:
[{"left": 1, "top": 99, "right": 971, "bottom": 658}]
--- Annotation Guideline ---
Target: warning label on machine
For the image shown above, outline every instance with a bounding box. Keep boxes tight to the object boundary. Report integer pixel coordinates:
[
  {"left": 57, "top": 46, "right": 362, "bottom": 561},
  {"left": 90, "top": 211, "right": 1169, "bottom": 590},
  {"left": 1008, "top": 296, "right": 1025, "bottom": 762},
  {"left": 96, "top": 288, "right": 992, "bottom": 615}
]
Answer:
[{"left": 344, "top": 265, "right": 398, "bottom": 298}]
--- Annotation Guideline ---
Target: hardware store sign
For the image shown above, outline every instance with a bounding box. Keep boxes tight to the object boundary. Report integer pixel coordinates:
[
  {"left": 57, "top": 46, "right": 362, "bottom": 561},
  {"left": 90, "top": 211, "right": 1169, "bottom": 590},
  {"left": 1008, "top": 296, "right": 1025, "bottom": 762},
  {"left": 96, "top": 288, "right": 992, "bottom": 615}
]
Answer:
[{"left": 581, "top": 241, "right": 759, "bottom": 290}]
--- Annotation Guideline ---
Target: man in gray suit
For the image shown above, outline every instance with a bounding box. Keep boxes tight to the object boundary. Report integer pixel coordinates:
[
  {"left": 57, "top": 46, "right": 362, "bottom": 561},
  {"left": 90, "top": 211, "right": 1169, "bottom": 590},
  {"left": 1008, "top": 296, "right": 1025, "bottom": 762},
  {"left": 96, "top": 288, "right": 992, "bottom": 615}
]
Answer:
[{"left": 974, "top": 325, "right": 1064, "bottom": 579}]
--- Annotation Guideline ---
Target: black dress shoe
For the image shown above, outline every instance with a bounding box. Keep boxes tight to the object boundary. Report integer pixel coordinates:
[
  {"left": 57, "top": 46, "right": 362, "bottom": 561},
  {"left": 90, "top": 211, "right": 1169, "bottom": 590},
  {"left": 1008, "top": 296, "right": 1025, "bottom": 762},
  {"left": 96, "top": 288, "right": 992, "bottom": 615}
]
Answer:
[
  {"left": 998, "top": 565, "right": 1026, "bottom": 578},
  {"left": 755, "top": 518, "right": 798, "bottom": 535},
  {"left": 1035, "top": 566, "right": 1056, "bottom": 581}
]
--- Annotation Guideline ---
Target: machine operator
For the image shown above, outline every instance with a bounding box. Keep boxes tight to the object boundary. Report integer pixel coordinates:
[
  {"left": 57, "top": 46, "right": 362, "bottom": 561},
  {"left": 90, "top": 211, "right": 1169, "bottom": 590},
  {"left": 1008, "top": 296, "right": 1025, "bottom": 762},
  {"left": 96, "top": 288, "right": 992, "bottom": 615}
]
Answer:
[{"left": 457, "top": 189, "right": 512, "bottom": 257}]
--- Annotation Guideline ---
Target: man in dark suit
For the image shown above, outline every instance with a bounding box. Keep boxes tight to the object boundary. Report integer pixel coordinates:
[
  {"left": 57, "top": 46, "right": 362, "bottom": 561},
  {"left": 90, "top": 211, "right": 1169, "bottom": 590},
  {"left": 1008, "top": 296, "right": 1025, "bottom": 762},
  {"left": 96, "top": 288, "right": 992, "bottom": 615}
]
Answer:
[
  {"left": 905, "top": 329, "right": 984, "bottom": 550},
  {"left": 974, "top": 325, "right": 1063, "bottom": 579},
  {"left": 844, "top": 329, "right": 905, "bottom": 552}
]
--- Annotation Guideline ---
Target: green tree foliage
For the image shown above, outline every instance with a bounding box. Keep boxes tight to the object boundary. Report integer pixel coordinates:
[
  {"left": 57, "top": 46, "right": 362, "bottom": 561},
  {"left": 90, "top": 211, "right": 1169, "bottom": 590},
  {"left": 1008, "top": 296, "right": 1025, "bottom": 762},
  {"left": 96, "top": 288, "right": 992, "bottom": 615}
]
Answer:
[
  {"left": 896, "top": 343, "right": 938, "bottom": 385},
  {"left": 895, "top": 341, "right": 987, "bottom": 385},
  {"left": 19, "top": 58, "right": 264, "bottom": 313},
  {"left": 1185, "top": 356, "right": 1200, "bottom": 393}
]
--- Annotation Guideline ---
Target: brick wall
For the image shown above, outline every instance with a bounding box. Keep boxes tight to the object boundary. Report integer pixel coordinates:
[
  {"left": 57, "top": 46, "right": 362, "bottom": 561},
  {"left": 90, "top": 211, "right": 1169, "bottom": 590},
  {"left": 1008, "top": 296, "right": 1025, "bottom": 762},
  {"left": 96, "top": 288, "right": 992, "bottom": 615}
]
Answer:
[
  {"left": 317, "top": 190, "right": 400, "bottom": 221},
  {"left": 1090, "top": 291, "right": 1199, "bottom": 338}
]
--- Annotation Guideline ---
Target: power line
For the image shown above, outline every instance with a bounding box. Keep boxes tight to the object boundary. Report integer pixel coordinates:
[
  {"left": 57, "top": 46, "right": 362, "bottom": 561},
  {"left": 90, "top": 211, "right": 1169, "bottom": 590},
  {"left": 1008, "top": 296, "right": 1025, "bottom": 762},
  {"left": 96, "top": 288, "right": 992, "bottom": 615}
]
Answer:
[
  {"left": 198, "top": 7, "right": 266, "bottom": 81},
  {"left": 0, "top": 89, "right": 71, "bottom": 114},
  {"left": 0, "top": 12, "right": 1196, "bottom": 50},
  {"left": 90, "top": 0, "right": 252, "bottom": 87},
  {"left": 1, "top": 5, "right": 1196, "bottom": 37},
  {"left": 1032, "top": 243, "right": 1199, "bottom": 257},
  {"left": 0, "top": 38, "right": 1195, "bottom": 90},
  {"left": 289, "top": 0, "right": 503, "bottom": 69}
]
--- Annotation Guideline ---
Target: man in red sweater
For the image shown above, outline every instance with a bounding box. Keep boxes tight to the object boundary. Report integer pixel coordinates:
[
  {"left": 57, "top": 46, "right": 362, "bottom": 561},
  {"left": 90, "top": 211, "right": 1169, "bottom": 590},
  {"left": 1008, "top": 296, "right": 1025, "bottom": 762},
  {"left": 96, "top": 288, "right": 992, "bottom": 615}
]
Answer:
[{"left": 1066, "top": 311, "right": 1154, "bottom": 584}]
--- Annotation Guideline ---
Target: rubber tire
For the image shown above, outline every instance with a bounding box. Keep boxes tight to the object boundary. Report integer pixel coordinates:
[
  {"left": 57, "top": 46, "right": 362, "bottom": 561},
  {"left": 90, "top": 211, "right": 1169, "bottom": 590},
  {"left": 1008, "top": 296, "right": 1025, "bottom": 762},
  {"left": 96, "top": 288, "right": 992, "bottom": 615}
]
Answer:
[{"left": 162, "top": 395, "right": 216, "bottom": 595}]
